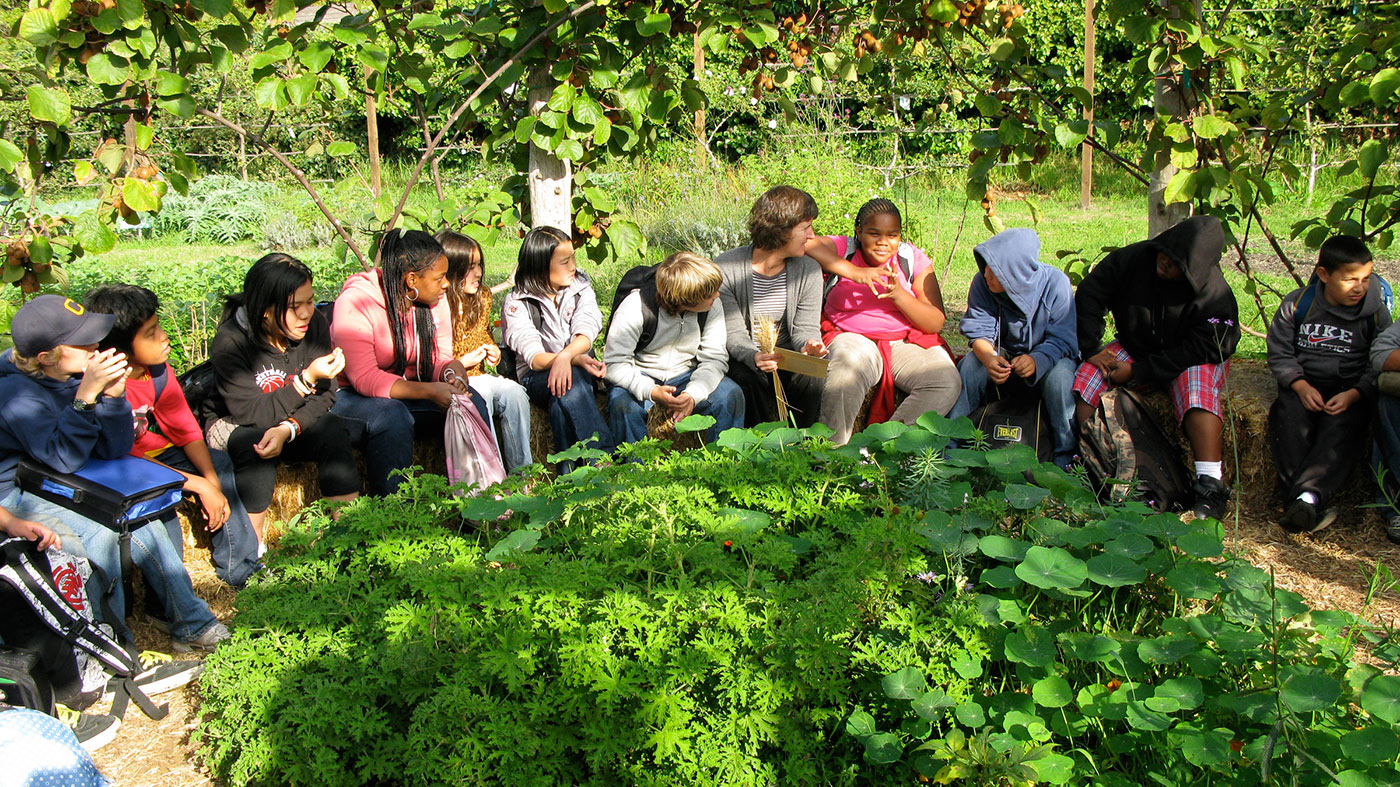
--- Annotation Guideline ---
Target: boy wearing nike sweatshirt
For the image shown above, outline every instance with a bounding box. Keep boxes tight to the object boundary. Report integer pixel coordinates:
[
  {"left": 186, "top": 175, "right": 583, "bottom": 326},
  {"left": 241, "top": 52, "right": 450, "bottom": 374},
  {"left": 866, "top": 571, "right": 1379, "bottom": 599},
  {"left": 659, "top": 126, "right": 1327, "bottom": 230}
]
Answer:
[{"left": 1267, "top": 236, "right": 1390, "bottom": 534}]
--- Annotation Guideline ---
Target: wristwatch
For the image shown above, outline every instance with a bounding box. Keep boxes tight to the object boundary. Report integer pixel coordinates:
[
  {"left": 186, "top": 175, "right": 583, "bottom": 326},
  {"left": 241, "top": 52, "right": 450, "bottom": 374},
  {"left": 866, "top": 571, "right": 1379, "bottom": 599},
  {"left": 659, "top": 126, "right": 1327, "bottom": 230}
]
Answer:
[{"left": 72, "top": 397, "right": 96, "bottom": 412}]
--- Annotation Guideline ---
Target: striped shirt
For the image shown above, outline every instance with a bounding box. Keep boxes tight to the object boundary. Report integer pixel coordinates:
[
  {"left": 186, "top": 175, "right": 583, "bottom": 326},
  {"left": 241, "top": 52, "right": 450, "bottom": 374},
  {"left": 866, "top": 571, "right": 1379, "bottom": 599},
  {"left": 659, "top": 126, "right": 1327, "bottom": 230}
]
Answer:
[{"left": 750, "top": 268, "right": 790, "bottom": 349}]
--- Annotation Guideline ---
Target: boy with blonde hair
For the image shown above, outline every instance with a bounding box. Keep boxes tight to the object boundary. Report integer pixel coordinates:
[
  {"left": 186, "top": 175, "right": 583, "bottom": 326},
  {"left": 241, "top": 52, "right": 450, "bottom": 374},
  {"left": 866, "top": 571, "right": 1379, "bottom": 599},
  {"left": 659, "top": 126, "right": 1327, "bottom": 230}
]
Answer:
[{"left": 604, "top": 252, "right": 745, "bottom": 444}]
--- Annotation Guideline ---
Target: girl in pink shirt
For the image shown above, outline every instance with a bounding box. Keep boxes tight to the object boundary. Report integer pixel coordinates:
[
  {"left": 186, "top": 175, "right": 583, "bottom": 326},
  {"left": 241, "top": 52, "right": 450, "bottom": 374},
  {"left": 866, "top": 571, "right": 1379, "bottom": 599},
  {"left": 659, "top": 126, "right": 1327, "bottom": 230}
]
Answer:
[
  {"left": 331, "top": 229, "right": 482, "bottom": 495},
  {"left": 805, "top": 198, "right": 961, "bottom": 444}
]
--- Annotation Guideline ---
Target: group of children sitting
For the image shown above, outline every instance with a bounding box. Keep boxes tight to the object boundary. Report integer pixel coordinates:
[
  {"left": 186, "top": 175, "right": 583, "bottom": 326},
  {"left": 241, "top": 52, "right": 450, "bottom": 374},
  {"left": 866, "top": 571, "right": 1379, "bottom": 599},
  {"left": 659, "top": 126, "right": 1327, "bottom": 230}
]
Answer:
[{"left": 0, "top": 185, "right": 1397, "bottom": 684}]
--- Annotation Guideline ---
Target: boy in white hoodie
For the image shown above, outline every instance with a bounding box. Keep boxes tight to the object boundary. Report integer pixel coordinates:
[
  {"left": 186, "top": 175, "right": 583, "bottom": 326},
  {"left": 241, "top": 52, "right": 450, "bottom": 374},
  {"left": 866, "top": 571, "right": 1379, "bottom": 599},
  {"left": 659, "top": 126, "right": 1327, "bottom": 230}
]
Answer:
[{"left": 603, "top": 253, "right": 743, "bottom": 445}]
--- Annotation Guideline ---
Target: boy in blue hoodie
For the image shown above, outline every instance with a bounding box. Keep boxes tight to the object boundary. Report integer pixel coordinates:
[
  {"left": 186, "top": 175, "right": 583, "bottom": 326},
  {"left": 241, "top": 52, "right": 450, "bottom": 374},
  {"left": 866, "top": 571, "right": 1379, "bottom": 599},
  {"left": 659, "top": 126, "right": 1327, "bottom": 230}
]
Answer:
[
  {"left": 0, "top": 295, "right": 227, "bottom": 650},
  {"left": 949, "top": 228, "right": 1079, "bottom": 469}
]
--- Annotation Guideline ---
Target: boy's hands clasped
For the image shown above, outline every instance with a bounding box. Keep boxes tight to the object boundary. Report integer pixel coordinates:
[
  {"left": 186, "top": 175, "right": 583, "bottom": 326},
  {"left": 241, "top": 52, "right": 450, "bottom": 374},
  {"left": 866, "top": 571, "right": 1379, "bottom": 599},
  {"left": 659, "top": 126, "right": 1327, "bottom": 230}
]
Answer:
[
  {"left": 76, "top": 348, "right": 129, "bottom": 403},
  {"left": 1291, "top": 379, "right": 1359, "bottom": 414}
]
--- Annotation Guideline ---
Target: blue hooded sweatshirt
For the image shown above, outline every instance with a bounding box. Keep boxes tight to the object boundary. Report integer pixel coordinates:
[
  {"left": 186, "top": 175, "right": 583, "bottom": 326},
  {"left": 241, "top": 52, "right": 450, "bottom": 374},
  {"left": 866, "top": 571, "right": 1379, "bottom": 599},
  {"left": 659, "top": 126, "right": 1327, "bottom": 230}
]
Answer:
[
  {"left": 0, "top": 348, "right": 134, "bottom": 498},
  {"left": 959, "top": 228, "right": 1079, "bottom": 385}
]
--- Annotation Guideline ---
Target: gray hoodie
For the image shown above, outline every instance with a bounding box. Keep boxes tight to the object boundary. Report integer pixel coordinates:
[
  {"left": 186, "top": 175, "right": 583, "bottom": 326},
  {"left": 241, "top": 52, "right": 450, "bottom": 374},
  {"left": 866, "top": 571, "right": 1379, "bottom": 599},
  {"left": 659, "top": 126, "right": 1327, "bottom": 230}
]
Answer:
[
  {"left": 1269, "top": 275, "right": 1393, "bottom": 397},
  {"left": 501, "top": 271, "right": 604, "bottom": 380}
]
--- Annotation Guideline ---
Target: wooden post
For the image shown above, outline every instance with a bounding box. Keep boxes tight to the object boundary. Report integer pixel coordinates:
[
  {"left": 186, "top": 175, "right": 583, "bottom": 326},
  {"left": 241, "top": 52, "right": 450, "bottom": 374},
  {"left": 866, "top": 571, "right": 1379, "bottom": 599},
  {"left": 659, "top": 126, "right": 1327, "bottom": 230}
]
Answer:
[
  {"left": 1081, "top": 0, "right": 1095, "bottom": 209},
  {"left": 694, "top": 31, "right": 707, "bottom": 163},
  {"left": 238, "top": 131, "right": 248, "bottom": 180},
  {"left": 366, "top": 65, "right": 382, "bottom": 199}
]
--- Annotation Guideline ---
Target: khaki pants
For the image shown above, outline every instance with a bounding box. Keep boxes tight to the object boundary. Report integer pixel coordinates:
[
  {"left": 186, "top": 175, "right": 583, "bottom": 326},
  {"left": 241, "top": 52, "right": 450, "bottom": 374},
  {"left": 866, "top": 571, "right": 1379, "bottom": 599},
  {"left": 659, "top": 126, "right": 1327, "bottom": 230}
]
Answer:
[{"left": 819, "top": 332, "right": 962, "bottom": 445}]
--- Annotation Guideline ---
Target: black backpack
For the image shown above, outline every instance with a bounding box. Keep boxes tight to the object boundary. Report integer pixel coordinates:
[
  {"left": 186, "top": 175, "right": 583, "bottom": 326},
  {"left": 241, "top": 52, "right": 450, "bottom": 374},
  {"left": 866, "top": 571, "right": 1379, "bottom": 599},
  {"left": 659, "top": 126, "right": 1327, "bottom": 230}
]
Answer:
[
  {"left": 0, "top": 646, "right": 53, "bottom": 714},
  {"left": 0, "top": 538, "right": 168, "bottom": 720},
  {"left": 1078, "top": 388, "right": 1193, "bottom": 512},
  {"left": 605, "top": 264, "right": 710, "bottom": 352},
  {"left": 968, "top": 383, "right": 1053, "bottom": 463}
]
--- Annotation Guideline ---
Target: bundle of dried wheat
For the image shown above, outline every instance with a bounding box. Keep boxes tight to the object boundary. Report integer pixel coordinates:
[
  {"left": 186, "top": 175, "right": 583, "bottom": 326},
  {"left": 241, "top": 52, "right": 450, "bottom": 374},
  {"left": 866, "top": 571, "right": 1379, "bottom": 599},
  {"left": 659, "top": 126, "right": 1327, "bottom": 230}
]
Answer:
[{"left": 753, "top": 316, "right": 789, "bottom": 422}]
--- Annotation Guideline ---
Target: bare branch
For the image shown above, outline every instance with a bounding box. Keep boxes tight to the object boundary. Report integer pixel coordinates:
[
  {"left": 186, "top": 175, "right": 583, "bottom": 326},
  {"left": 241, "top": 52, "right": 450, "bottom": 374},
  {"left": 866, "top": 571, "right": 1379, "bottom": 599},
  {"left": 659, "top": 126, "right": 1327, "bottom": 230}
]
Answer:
[{"left": 196, "top": 107, "right": 369, "bottom": 268}]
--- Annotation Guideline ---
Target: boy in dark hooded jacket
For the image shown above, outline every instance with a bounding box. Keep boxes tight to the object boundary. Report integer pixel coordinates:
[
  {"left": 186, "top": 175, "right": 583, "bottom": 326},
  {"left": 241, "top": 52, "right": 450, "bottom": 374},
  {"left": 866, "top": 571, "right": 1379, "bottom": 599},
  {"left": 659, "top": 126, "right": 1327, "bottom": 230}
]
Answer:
[
  {"left": 949, "top": 228, "right": 1079, "bottom": 469},
  {"left": 1074, "top": 215, "right": 1240, "bottom": 520},
  {"left": 1267, "top": 236, "right": 1390, "bottom": 534}
]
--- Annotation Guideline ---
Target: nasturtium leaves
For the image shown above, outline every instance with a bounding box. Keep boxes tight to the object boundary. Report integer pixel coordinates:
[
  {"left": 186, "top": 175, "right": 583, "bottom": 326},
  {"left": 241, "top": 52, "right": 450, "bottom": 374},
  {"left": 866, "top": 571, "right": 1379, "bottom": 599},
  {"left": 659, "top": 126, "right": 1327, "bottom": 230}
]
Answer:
[
  {"left": 954, "top": 701, "right": 986, "bottom": 728},
  {"left": 1360, "top": 675, "right": 1400, "bottom": 723},
  {"left": 883, "top": 667, "right": 927, "bottom": 700},
  {"left": 1030, "top": 753, "right": 1075, "bottom": 785},
  {"left": 1279, "top": 667, "right": 1343, "bottom": 713},
  {"left": 483, "top": 528, "right": 539, "bottom": 561},
  {"left": 1059, "top": 632, "right": 1120, "bottom": 663},
  {"left": 674, "top": 414, "right": 715, "bottom": 434},
  {"left": 863, "top": 732, "right": 903, "bottom": 764},
  {"left": 1340, "top": 725, "right": 1400, "bottom": 766},
  {"left": 1164, "top": 562, "right": 1222, "bottom": 599},
  {"left": 912, "top": 688, "right": 955, "bottom": 720},
  {"left": 1086, "top": 554, "right": 1147, "bottom": 587},
  {"left": 1104, "top": 533, "right": 1154, "bottom": 559},
  {"left": 1138, "top": 635, "right": 1198, "bottom": 664},
  {"left": 1154, "top": 677, "right": 1204, "bottom": 710},
  {"left": 1004, "top": 626, "right": 1055, "bottom": 667},
  {"left": 978, "top": 534, "right": 1029, "bottom": 562},
  {"left": 1173, "top": 724, "right": 1235, "bottom": 767},
  {"left": 1004, "top": 483, "right": 1050, "bottom": 510},
  {"left": 1126, "top": 700, "right": 1173, "bottom": 731},
  {"left": 1033, "top": 676, "right": 1073, "bottom": 708},
  {"left": 1015, "top": 546, "right": 1087, "bottom": 590},
  {"left": 1176, "top": 529, "right": 1223, "bottom": 558},
  {"left": 845, "top": 710, "right": 876, "bottom": 738}
]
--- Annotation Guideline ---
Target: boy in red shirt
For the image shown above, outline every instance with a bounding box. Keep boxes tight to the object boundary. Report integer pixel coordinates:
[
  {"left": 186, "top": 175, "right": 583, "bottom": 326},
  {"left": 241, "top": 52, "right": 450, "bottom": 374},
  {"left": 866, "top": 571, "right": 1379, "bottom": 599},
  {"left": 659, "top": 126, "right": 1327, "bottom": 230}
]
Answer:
[{"left": 85, "top": 285, "right": 261, "bottom": 588}]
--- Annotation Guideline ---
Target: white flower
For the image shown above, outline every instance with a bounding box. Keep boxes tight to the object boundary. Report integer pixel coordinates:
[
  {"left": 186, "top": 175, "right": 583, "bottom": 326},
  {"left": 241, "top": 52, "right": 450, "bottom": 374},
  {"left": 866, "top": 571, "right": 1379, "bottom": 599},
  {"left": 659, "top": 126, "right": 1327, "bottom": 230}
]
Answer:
[
  {"left": 767, "top": 119, "right": 778, "bottom": 129},
  {"left": 749, "top": 97, "right": 758, "bottom": 106}
]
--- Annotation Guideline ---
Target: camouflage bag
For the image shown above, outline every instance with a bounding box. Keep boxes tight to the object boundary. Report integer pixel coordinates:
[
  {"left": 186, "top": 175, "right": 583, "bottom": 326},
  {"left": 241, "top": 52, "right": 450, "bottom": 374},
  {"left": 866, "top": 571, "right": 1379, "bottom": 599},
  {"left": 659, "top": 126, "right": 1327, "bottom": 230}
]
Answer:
[{"left": 1078, "top": 388, "right": 1193, "bottom": 512}]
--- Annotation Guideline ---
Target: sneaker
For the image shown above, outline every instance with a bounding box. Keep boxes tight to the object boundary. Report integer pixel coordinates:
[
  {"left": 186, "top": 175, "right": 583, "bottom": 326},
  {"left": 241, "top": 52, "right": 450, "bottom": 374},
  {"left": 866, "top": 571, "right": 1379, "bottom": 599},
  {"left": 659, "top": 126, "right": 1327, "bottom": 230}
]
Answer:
[
  {"left": 1279, "top": 499, "right": 1318, "bottom": 534},
  {"left": 1316, "top": 506, "right": 1340, "bottom": 532},
  {"left": 1191, "top": 475, "right": 1231, "bottom": 521},
  {"left": 55, "top": 704, "right": 120, "bottom": 752},
  {"left": 172, "top": 621, "right": 230, "bottom": 653},
  {"left": 101, "top": 654, "right": 204, "bottom": 702},
  {"left": 1386, "top": 512, "right": 1400, "bottom": 546}
]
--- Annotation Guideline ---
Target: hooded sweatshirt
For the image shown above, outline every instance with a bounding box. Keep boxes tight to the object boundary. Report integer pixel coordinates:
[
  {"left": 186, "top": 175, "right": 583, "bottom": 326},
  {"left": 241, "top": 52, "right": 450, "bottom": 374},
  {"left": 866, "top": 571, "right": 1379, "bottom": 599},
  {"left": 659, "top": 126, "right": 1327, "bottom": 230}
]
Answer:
[
  {"left": 209, "top": 306, "right": 338, "bottom": 432},
  {"left": 334, "top": 269, "right": 454, "bottom": 398},
  {"left": 1268, "top": 275, "right": 1392, "bottom": 398},
  {"left": 960, "top": 228, "right": 1078, "bottom": 385},
  {"left": 0, "top": 349, "right": 134, "bottom": 497},
  {"left": 501, "top": 271, "right": 604, "bottom": 381},
  {"left": 1075, "top": 215, "right": 1240, "bottom": 386},
  {"left": 603, "top": 291, "right": 730, "bottom": 405}
]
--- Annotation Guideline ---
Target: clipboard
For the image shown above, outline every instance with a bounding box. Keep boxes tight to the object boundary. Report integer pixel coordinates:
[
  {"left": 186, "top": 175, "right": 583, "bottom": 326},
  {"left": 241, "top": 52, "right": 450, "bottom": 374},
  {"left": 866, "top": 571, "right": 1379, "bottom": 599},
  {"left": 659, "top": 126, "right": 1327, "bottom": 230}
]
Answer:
[{"left": 774, "top": 348, "right": 830, "bottom": 378}]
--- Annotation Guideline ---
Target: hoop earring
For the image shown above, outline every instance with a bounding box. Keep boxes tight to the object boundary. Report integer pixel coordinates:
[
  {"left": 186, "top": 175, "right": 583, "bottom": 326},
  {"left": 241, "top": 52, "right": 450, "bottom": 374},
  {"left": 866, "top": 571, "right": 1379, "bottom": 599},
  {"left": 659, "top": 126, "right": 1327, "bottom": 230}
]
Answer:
[{"left": 407, "top": 286, "right": 420, "bottom": 302}]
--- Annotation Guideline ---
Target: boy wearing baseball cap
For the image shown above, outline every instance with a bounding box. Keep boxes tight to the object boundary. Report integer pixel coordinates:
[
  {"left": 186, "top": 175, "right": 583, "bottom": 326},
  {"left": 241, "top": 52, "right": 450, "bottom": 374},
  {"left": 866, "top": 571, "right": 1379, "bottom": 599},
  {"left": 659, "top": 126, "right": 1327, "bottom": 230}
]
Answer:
[{"left": 0, "top": 295, "right": 228, "bottom": 650}]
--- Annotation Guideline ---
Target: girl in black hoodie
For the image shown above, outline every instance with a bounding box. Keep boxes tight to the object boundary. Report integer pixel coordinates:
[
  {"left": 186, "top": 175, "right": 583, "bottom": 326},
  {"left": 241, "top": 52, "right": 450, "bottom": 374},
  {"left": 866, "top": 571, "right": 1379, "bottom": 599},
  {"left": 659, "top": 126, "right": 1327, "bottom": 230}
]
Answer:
[
  {"left": 1073, "top": 216, "right": 1240, "bottom": 520},
  {"left": 208, "top": 254, "right": 359, "bottom": 539}
]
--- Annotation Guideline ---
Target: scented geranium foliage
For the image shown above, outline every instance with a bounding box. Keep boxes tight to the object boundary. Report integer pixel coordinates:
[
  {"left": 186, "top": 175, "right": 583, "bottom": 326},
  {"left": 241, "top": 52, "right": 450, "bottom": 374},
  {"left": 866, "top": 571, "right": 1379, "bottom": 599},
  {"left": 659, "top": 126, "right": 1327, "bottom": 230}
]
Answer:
[{"left": 195, "top": 413, "right": 1400, "bottom": 786}]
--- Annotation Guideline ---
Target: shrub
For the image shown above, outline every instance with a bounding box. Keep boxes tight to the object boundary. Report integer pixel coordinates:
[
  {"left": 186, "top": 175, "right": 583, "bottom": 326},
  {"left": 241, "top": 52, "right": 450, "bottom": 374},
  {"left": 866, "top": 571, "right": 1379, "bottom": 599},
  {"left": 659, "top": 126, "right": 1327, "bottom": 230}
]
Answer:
[
  {"left": 149, "top": 175, "right": 281, "bottom": 244},
  {"left": 196, "top": 414, "right": 1400, "bottom": 787},
  {"left": 194, "top": 431, "right": 986, "bottom": 787}
]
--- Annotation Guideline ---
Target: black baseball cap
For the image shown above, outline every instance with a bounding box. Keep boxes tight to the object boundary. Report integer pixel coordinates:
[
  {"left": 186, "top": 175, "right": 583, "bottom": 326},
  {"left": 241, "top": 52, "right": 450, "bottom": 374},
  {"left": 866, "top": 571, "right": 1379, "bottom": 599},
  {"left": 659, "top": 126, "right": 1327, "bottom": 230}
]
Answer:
[{"left": 11, "top": 295, "right": 116, "bottom": 357}]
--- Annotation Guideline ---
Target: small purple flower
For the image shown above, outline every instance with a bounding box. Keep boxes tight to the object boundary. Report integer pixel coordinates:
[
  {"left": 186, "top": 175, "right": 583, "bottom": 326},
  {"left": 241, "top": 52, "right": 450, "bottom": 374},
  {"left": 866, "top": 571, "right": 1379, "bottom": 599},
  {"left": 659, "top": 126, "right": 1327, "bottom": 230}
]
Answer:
[
  {"left": 1224, "top": 319, "right": 1235, "bottom": 326},
  {"left": 914, "top": 571, "right": 940, "bottom": 584},
  {"left": 1208, "top": 317, "right": 1220, "bottom": 324}
]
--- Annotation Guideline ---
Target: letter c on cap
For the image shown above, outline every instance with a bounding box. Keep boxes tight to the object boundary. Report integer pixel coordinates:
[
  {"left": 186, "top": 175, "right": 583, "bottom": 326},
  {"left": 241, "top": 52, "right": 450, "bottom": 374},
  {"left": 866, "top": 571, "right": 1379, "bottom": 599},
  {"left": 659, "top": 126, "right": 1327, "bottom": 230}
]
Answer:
[{"left": 63, "top": 299, "right": 85, "bottom": 316}]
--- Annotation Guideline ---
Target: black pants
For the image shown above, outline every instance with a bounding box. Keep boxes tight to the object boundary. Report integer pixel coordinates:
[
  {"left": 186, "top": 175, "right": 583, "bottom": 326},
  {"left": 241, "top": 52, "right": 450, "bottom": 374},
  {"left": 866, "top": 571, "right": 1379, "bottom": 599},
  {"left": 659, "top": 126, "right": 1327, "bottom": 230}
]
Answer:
[
  {"left": 226, "top": 413, "right": 360, "bottom": 513},
  {"left": 728, "top": 361, "right": 824, "bottom": 429},
  {"left": 1268, "top": 383, "right": 1372, "bottom": 506}
]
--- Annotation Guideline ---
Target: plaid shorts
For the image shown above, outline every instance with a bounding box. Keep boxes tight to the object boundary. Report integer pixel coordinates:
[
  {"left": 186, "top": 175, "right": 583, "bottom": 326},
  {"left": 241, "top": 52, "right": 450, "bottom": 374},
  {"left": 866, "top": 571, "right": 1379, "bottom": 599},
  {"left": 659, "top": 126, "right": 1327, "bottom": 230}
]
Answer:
[{"left": 1073, "top": 340, "right": 1229, "bottom": 422}]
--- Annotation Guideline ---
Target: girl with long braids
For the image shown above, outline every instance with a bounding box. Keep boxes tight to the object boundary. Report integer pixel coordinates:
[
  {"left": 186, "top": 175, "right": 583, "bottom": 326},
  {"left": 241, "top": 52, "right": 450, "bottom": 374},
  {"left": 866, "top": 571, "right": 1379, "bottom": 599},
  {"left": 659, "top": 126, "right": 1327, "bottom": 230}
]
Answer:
[
  {"left": 804, "top": 197, "right": 961, "bottom": 445},
  {"left": 331, "top": 228, "right": 486, "bottom": 495}
]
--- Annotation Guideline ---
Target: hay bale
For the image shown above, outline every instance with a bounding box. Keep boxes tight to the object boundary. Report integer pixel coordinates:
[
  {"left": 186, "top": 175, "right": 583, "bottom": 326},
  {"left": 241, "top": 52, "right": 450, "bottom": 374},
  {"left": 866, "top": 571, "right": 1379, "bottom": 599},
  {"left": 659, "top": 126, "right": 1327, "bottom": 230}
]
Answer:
[{"left": 645, "top": 404, "right": 704, "bottom": 451}]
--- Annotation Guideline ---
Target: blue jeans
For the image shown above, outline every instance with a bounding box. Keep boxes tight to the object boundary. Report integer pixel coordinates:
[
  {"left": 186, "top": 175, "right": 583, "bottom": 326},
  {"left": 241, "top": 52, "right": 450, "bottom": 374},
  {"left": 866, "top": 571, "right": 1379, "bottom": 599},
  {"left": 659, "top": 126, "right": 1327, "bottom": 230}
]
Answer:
[
  {"left": 153, "top": 446, "right": 262, "bottom": 588},
  {"left": 950, "top": 354, "right": 1078, "bottom": 468},
  {"left": 332, "top": 389, "right": 460, "bottom": 496},
  {"left": 468, "top": 374, "right": 533, "bottom": 471},
  {"left": 607, "top": 372, "right": 745, "bottom": 445},
  {"left": 521, "top": 367, "right": 615, "bottom": 462},
  {"left": 0, "top": 488, "right": 219, "bottom": 643}
]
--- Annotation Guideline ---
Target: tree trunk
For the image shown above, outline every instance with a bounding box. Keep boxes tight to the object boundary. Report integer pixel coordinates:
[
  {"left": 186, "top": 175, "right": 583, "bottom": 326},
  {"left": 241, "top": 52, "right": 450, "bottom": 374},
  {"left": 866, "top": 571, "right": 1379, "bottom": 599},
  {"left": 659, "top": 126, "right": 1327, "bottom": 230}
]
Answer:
[
  {"left": 527, "top": 67, "right": 571, "bottom": 231},
  {"left": 1147, "top": 0, "right": 1201, "bottom": 237}
]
